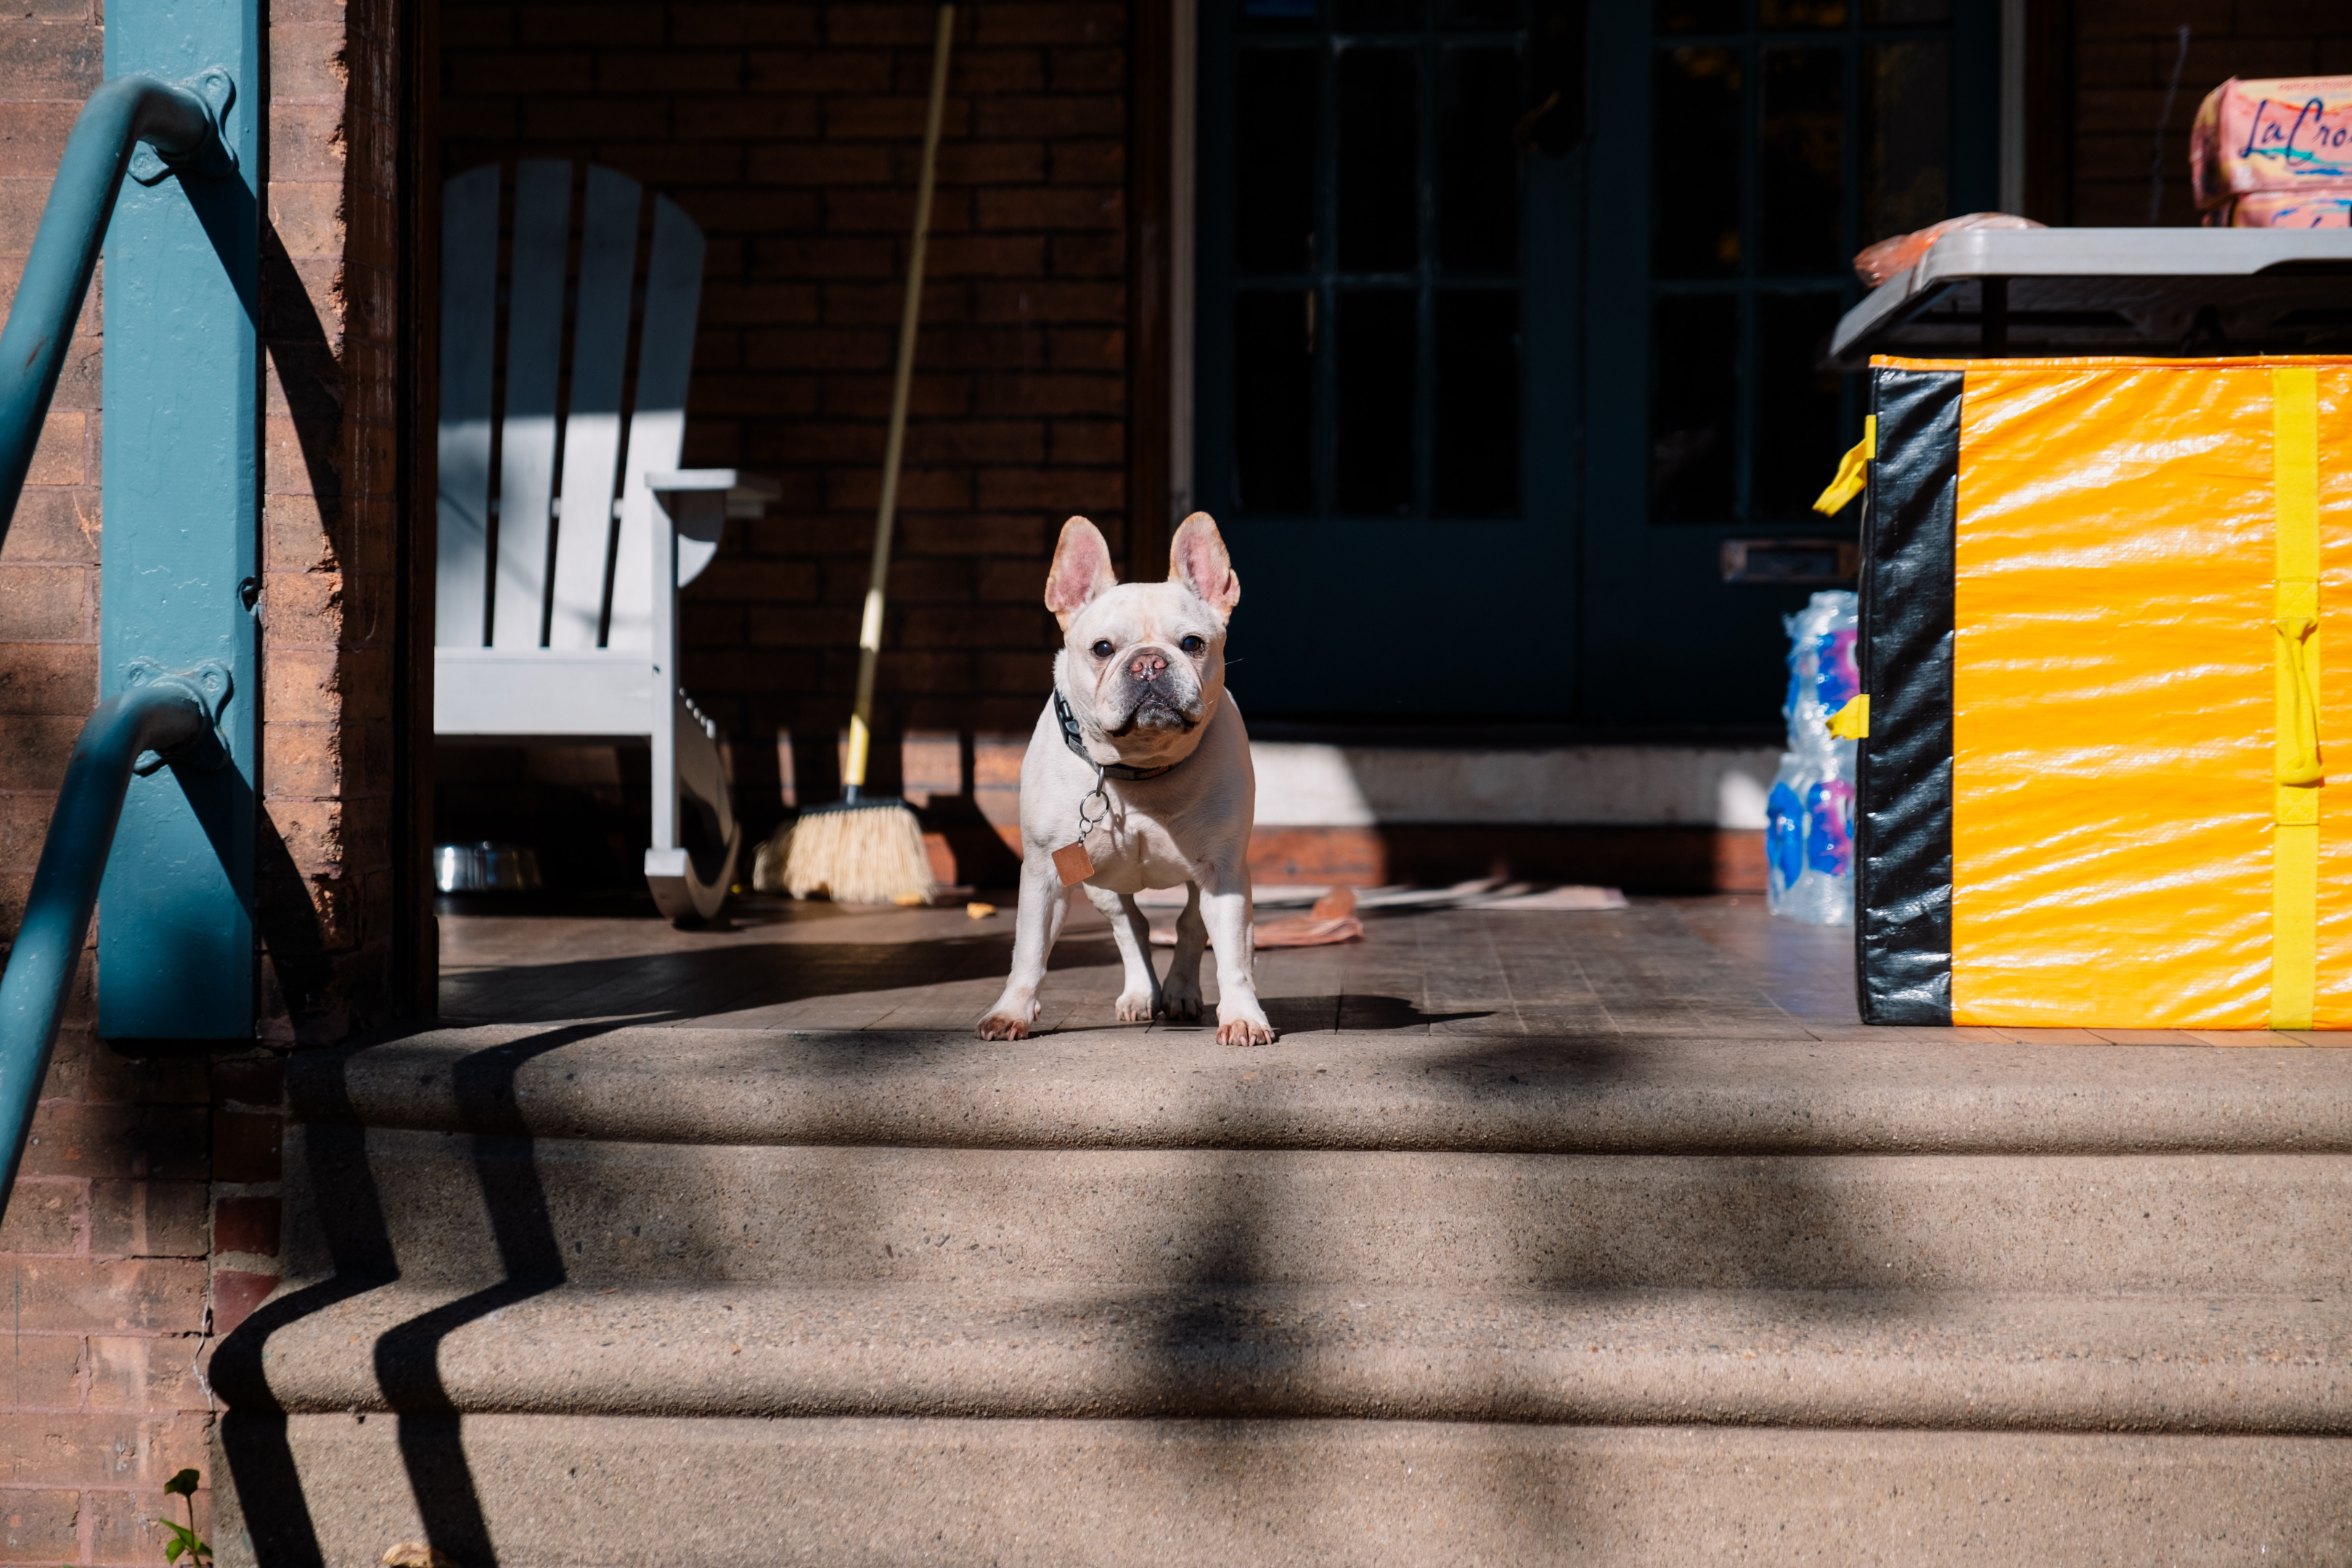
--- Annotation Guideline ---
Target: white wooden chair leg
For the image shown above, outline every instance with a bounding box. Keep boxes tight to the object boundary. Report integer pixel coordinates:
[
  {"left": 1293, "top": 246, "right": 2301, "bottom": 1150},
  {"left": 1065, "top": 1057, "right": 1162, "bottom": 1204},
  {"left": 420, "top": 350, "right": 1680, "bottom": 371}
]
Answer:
[{"left": 645, "top": 690, "right": 740, "bottom": 923}]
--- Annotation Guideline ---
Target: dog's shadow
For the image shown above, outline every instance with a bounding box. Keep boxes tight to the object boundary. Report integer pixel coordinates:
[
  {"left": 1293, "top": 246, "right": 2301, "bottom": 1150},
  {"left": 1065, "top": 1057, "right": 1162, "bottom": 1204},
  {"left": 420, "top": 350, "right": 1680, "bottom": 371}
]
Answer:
[{"left": 1258, "top": 994, "right": 1494, "bottom": 1034}]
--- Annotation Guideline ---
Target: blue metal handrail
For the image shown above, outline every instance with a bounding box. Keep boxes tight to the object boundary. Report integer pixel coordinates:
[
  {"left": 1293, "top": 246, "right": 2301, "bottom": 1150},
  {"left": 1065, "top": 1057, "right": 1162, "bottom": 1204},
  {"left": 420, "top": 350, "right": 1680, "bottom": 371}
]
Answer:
[
  {"left": 0, "top": 671, "right": 229, "bottom": 1196},
  {"left": 0, "top": 73, "right": 227, "bottom": 534},
  {"left": 0, "top": 75, "right": 232, "bottom": 1207}
]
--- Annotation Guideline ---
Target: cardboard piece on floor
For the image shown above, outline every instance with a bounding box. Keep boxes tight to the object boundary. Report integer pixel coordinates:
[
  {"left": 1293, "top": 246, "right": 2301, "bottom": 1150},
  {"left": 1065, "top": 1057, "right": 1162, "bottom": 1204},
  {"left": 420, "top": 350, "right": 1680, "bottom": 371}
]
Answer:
[{"left": 1467, "top": 885, "right": 1630, "bottom": 911}]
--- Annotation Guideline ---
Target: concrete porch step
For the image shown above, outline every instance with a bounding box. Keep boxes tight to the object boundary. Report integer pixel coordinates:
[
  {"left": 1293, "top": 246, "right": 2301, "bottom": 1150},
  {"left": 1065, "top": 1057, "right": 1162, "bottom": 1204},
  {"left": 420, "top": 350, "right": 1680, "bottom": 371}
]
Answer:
[
  {"left": 286, "top": 1127, "right": 2352, "bottom": 1295},
  {"left": 294, "top": 1023, "right": 2352, "bottom": 1153},
  {"left": 226, "top": 1011, "right": 2352, "bottom": 1564},
  {"left": 216, "top": 1279, "right": 2352, "bottom": 1434},
  {"left": 217, "top": 1415, "right": 2352, "bottom": 1568}
]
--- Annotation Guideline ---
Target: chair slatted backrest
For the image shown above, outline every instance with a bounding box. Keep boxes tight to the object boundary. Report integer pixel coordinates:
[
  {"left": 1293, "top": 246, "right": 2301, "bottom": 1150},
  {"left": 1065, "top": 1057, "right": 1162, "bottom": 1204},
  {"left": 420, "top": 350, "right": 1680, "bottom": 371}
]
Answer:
[{"left": 434, "top": 160, "right": 707, "bottom": 657}]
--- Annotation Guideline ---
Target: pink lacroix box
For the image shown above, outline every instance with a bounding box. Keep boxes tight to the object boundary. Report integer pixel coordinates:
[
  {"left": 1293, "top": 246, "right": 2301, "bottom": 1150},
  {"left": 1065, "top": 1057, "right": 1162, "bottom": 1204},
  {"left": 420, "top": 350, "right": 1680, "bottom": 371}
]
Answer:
[
  {"left": 2191, "top": 76, "right": 2352, "bottom": 213},
  {"left": 2210, "top": 188, "right": 2352, "bottom": 229}
]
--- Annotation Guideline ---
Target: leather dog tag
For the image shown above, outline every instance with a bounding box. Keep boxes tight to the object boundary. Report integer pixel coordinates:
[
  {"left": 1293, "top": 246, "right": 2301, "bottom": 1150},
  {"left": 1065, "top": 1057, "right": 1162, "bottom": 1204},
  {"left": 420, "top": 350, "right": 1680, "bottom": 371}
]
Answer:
[{"left": 1051, "top": 841, "right": 1095, "bottom": 886}]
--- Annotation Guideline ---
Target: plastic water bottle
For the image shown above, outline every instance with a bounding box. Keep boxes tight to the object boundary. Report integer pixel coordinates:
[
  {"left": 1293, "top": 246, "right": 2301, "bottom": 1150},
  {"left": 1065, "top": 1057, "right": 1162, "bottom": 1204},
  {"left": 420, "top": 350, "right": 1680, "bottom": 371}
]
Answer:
[{"left": 1767, "top": 591, "right": 1858, "bottom": 926}]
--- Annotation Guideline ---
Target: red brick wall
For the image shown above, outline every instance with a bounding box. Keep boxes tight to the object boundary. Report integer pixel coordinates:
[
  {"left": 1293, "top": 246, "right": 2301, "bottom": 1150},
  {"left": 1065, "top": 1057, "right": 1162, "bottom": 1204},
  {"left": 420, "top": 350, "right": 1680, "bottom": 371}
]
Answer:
[
  {"left": 0, "top": 2, "right": 218, "bottom": 1556},
  {"left": 0, "top": 1025, "right": 219, "bottom": 1562},
  {"left": 2073, "top": 1, "right": 2352, "bottom": 225},
  {"left": 0, "top": 0, "right": 101, "bottom": 950},
  {"left": 0, "top": 1042, "right": 281, "bottom": 1563},
  {"left": 438, "top": 1, "right": 1130, "bottom": 820},
  {"left": 0, "top": 0, "right": 395, "bottom": 1548}
]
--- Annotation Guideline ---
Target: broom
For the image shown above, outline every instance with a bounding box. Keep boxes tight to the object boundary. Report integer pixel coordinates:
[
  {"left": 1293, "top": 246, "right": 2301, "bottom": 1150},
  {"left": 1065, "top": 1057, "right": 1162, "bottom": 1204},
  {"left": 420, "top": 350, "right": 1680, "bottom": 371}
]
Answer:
[{"left": 780, "top": 1, "right": 954, "bottom": 905}]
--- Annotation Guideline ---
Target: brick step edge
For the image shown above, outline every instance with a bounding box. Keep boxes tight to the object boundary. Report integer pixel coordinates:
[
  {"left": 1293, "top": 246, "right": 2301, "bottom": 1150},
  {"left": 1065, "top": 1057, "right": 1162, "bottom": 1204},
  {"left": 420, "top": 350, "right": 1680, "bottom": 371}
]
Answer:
[
  {"left": 210, "top": 1279, "right": 2352, "bottom": 1435},
  {"left": 288, "top": 1026, "right": 2352, "bottom": 1154}
]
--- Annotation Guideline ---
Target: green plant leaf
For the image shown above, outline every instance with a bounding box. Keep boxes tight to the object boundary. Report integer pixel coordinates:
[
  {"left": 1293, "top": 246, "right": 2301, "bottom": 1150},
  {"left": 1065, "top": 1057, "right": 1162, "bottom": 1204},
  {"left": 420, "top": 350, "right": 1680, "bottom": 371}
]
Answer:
[
  {"left": 165, "top": 1469, "right": 200, "bottom": 1497},
  {"left": 165, "top": 1541, "right": 184, "bottom": 1564}
]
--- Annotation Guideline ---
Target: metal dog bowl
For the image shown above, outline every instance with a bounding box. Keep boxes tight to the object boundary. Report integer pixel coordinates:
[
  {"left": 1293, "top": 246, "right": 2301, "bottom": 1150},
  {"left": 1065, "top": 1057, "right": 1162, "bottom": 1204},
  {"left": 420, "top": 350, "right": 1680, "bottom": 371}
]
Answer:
[{"left": 433, "top": 841, "right": 544, "bottom": 894}]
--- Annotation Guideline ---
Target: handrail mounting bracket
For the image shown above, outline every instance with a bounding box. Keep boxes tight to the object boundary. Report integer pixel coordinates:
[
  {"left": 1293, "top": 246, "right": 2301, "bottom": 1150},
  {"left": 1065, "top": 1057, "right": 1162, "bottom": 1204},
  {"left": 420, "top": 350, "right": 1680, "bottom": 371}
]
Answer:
[
  {"left": 128, "top": 67, "right": 236, "bottom": 187},
  {"left": 122, "top": 658, "right": 232, "bottom": 775}
]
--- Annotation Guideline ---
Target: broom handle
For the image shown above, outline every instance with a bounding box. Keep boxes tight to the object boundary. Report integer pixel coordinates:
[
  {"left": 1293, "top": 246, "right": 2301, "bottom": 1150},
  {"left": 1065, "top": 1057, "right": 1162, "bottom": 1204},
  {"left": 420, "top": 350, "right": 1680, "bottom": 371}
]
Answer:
[{"left": 846, "top": 1, "right": 955, "bottom": 798}]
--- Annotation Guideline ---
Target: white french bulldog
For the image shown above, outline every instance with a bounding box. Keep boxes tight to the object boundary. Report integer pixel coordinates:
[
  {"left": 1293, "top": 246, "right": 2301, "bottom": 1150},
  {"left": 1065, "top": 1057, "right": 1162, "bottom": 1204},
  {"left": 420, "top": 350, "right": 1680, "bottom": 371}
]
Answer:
[{"left": 976, "top": 511, "right": 1275, "bottom": 1047}]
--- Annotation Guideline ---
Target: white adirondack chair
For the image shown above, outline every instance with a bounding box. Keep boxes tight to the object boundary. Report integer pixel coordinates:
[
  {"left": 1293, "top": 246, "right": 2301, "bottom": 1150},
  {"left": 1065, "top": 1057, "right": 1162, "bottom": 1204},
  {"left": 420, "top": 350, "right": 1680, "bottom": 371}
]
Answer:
[{"left": 433, "top": 160, "right": 775, "bottom": 921}]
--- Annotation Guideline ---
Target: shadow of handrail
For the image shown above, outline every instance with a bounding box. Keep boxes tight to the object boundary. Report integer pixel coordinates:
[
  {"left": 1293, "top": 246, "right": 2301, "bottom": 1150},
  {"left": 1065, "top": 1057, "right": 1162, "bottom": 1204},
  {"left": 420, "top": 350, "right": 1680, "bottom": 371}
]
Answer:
[{"left": 214, "top": 1017, "right": 667, "bottom": 1563}]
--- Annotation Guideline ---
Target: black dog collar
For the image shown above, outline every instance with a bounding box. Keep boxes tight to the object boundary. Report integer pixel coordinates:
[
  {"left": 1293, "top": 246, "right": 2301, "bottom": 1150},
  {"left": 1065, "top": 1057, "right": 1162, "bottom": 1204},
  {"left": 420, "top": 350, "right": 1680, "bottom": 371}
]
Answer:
[{"left": 1053, "top": 687, "right": 1181, "bottom": 782}]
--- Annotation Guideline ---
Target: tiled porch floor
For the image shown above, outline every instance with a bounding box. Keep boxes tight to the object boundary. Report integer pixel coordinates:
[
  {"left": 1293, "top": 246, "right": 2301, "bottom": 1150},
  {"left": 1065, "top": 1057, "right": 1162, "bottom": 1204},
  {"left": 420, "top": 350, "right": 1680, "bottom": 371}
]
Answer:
[{"left": 437, "top": 892, "right": 2329, "bottom": 1045}]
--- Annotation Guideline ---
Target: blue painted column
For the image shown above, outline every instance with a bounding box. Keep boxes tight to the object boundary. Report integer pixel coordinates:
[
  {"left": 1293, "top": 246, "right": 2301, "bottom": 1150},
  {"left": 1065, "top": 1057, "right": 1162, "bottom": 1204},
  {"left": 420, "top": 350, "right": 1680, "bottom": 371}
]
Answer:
[{"left": 98, "top": 1, "right": 260, "bottom": 1039}]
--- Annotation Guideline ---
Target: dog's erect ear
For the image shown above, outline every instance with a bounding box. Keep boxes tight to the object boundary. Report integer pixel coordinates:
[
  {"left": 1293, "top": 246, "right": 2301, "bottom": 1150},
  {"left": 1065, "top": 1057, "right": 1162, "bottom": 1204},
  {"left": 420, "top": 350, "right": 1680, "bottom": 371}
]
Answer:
[
  {"left": 1169, "top": 512, "right": 1241, "bottom": 622},
  {"left": 1045, "top": 515, "right": 1119, "bottom": 628}
]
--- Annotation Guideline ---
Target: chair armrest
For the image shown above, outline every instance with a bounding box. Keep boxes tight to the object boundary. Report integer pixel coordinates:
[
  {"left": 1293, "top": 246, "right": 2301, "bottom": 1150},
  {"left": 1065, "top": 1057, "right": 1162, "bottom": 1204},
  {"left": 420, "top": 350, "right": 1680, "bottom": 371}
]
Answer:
[{"left": 647, "top": 468, "right": 780, "bottom": 518}]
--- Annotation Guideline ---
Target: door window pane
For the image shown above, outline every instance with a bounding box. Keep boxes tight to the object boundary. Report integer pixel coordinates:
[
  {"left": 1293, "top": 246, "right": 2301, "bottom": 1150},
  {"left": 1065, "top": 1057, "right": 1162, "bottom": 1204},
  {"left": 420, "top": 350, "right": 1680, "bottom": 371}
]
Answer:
[
  {"left": 1336, "top": 291, "right": 1418, "bottom": 514},
  {"left": 1864, "top": 0, "right": 1948, "bottom": 20},
  {"left": 1759, "top": 0, "right": 1848, "bottom": 25},
  {"left": 1339, "top": 46, "right": 1421, "bottom": 271},
  {"left": 1753, "top": 292, "right": 1845, "bottom": 515},
  {"left": 1219, "top": 4, "right": 1530, "bottom": 520},
  {"left": 1438, "top": 46, "right": 1522, "bottom": 273},
  {"left": 1863, "top": 39, "right": 1948, "bottom": 246},
  {"left": 1242, "top": 0, "right": 1320, "bottom": 28},
  {"left": 1644, "top": 4, "right": 1966, "bottom": 526},
  {"left": 1652, "top": 293, "right": 1739, "bottom": 522},
  {"left": 1654, "top": 48, "right": 1743, "bottom": 278},
  {"left": 1437, "top": 0, "right": 1521, "bottom": 27},
  {"left": 1658, "top": 0, "right": 1739, "bottom": 30},
  {"left": 1237, "top": 49, "right": 1320, "bottom": 274},
  {"left": 1336, "top": 0, "right": 1422, "bottom": 30},
  {"left": 1434, "top": 291, "right": 1519, "bottom": 515},
  {"left": 1235, "top": 290, "right": 1318, "bottom": 513},
  {"left": 1759, "top": 46, "right": 1843, "bottom": 276}
]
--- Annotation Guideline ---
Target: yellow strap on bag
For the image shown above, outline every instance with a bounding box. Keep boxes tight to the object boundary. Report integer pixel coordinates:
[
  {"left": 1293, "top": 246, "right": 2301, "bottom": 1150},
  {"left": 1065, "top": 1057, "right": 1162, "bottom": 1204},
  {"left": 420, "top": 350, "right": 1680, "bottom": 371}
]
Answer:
[
  {"left": 2272, "top": 367, "right": 2322, "bottom": 1032},
  {"left": 1826, "top": 694, "right": 1870, "bottom": 740},
  {"left": 1812, "top": 415, "right": 1877, "bottom": 516},
  {"left": 2277, "top": 613, "right": 2322, "bottom": 785}
]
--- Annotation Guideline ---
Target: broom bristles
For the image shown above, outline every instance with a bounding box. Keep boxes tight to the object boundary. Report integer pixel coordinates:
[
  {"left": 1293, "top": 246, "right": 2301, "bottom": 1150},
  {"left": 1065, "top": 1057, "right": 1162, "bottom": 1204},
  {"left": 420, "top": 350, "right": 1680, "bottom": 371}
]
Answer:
[
  {"left": 779, "top": 801, "right": 936, "bottom": 905},
  {"left": 749, "top": 822, "right": 793, "bottom": 894}
]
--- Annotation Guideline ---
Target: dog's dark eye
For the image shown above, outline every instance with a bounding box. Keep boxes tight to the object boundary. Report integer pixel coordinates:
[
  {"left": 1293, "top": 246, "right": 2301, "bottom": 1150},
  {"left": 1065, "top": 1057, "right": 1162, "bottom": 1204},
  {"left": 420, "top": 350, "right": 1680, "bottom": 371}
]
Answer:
[
  {"left": 1090, "top": 640, "right": 1114, "bottom": 658},
  {"left": 1180, "top": 635, "right": 1205, "bottom": 654}
]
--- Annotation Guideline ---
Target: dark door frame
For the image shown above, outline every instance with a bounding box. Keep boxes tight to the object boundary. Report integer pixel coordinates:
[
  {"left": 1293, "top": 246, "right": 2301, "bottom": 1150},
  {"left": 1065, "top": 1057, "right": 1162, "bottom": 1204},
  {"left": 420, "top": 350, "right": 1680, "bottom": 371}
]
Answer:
[
  {"left": 398, "top": 0, "right": 441, "bottom": 1016},
  {"left": 1129, "top": 0, "right": 1177, "bottom": 584}
]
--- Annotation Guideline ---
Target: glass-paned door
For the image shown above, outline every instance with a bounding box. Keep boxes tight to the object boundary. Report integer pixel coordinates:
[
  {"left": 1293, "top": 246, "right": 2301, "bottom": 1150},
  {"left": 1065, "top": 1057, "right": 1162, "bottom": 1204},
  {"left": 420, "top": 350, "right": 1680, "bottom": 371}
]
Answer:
[
  {"left": 1225, "top": 3, "right": 1531, "bottom": 519},
  {"left": 1649, "top": 0, "right": 1976, "bottom": 528},
  {"left": 1194, "top": 0, "right": 1993, "bottom": 723},
  {"left": 1196, "top": 0, "right": 1585, "bottom": 716},
  {"left": 1577, "top": 0, "right": 1995, "bottom": 723}
]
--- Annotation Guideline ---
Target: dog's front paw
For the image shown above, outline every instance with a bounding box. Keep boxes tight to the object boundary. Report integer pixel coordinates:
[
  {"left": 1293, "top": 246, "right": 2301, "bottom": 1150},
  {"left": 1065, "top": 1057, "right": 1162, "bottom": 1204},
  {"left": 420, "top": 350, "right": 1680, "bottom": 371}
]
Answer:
[
  {"left": 1215, "top": 1005, "right": 1274, "bottom": 1047},
  {"left": 977, "top": 998, "right": 1040, "bottom": 1040},
  {"left": 1159, "top": 974, "right": 1203, "bottom": 1022},
  {"left": 1115, "top": 989, "right": 1159, "bottom": 1023}
]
